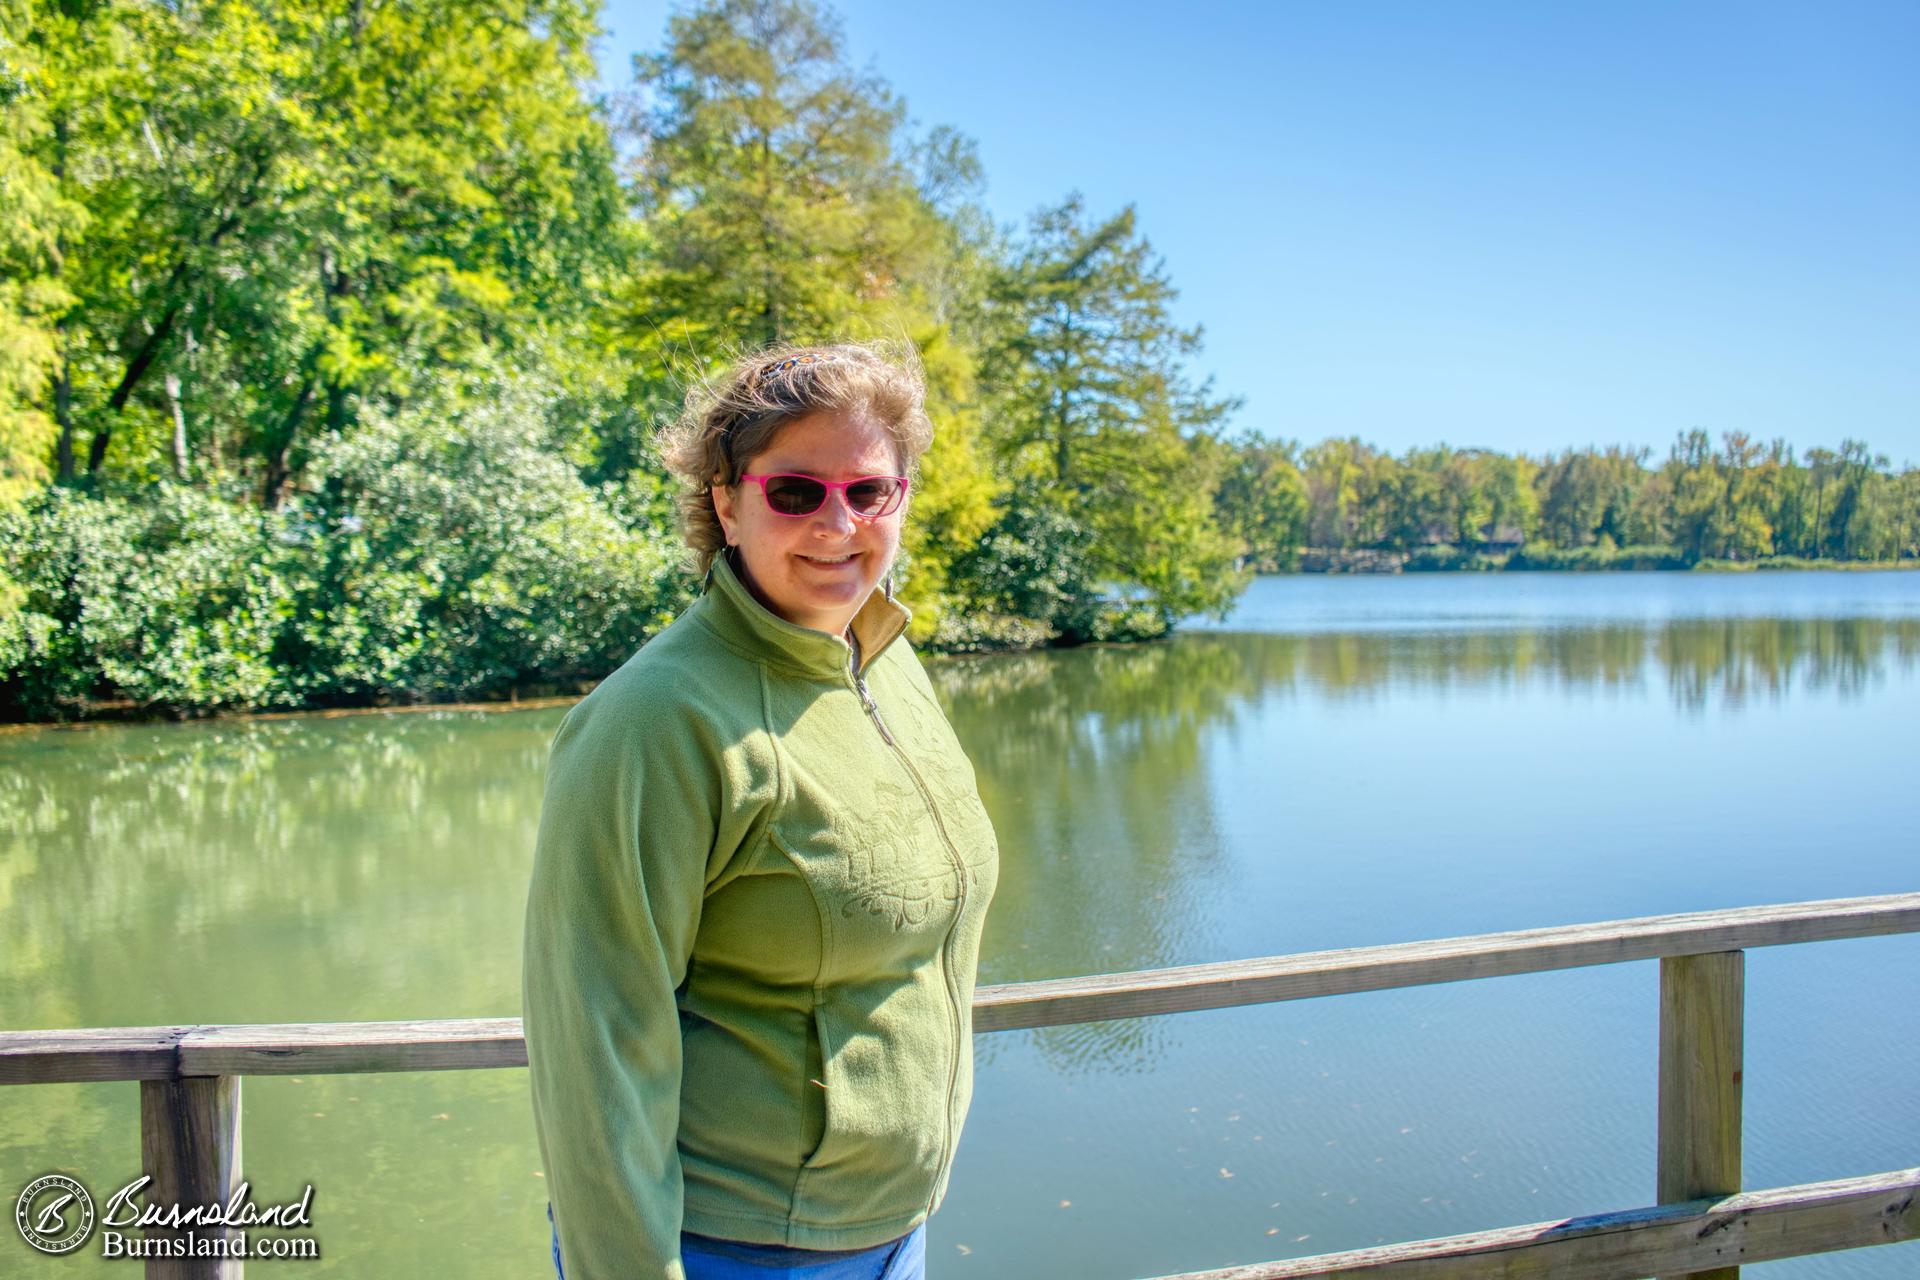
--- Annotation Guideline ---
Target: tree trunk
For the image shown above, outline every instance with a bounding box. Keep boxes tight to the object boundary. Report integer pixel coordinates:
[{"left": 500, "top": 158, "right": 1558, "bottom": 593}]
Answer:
[
  {"left": 88, "top": 192, "right": 250, "bottom": 477},
  {"left": 758, "top": 129, "right": 780, "bottom": 345},
  {"left": 54, "top": 356, "right": 75, "bottom": 483},
  {"left": 325, "top": 382, "right": 349, "bottom": 437},
  {"left": 88, "top": 301, "right": 184, "bottom": 477},
  {"left": 107, "top": 303, "right": 182, "bottom": 416},
  {"left": 1054, "top": 406, "right": 1070, "bottom": 486},
  {"left": 262, "top": 376, "right": 317, "bottom": 511},
  {"left": 166, "top": 372, "right": 189, "bottom": 480},
  {"left": 51, "top": 113, "right": 76, "bottom": 484}
]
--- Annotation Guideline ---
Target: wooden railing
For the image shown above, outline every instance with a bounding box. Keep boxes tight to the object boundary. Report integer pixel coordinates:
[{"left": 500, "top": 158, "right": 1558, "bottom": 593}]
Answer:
[{"left": 4, "top": 892, "right": 1917, "bottom": 1279}]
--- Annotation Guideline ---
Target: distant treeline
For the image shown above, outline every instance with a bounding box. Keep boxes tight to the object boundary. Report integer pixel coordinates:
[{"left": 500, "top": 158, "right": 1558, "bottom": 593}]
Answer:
[
  {"left": 1, "top": 0, "right": 1914, "bottom": 720},
  {"left": 1218, "top": 433, "right": 1920, "bottom": 574}
]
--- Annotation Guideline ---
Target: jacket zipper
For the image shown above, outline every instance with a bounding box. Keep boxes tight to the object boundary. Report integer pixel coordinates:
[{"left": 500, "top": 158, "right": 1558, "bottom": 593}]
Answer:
[
  {"left": 852, "top": 664, "right": 896, "bottom": 746},
  {"left": 848, "top": 652, "right": 970, "bottom": 1214}
]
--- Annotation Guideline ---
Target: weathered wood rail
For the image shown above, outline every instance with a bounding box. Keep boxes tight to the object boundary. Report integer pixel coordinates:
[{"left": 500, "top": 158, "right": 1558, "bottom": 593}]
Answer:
[{"left": 4, "top": 892, "right": 1916, "bottom": 1278}]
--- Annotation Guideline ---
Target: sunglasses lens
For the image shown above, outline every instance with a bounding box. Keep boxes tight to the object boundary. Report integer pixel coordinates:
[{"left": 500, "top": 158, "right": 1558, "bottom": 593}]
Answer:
[
  {"left": 845, "top": 478, "right": 902, "bottom": 516},
  {"left": 763, "top": 476, "right": 828, "bottom": 515}
]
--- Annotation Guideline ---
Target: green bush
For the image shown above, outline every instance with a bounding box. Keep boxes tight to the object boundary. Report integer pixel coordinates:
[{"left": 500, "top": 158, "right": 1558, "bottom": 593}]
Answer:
[
  {"left": 0, "top": 485, "right": 292, "bottom": 716},
  {"left": 945, "top": 484, "right": 1183, "bottom": 644},
  {"left": 948, "top": 484, "right": 1105, "bottom": 642},
  {"left": 279, "top": 381, "right": 687, "bottom": 704},
  {"left": 1506, "top": 542, "right": 1688, "bottom": 571},
  {"left": 0, "top": 381, "right": 688, "bottom": 719},
  {"left": 1690, "top": 554, "right": 1912, "bottom": 572}
]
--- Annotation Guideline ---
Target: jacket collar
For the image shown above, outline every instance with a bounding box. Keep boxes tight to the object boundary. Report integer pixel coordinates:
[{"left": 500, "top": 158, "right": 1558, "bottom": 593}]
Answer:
[{"left": 701, "top": 549, "right": 911, "bottom": 678}]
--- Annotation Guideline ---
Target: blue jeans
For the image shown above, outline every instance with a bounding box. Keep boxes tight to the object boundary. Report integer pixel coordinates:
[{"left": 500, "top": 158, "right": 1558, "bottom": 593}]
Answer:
[{"left": 548, "top": 1203, "right": 927, "bottom": 1279}]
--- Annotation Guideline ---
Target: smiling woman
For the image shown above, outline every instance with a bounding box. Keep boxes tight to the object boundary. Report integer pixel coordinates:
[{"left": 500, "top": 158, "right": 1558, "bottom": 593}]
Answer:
[
  {"left": 712, "top": 412, "right": 910, "bottom": 635},
  {"left": 523, "top": 341, "right": 996, "bottom": 1280},
  {"left": 658, "top": 345, "right": 934, "bottom": 578}
]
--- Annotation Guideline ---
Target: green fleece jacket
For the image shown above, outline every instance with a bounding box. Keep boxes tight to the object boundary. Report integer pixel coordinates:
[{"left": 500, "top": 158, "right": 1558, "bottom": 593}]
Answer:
[{"left": 523, "top": 552, "right": 1000, "bottom": 1280}]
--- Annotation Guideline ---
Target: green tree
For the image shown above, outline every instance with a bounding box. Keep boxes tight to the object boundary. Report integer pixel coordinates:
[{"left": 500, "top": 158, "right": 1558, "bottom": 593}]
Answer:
[
  {"left": 1301, "top": 436, "right": 1371, "bottom": 549},
  {"left": 1894, "top": 466, "right": 1920, "bottom": 560},
  {"left": 1663, "top": 429, "right": 1728, "bottom": 562},
  {"left": 1082, "top": 405, "right": 1245, "bottom": 626},
  {"left": 984, "top": 194, "right": 1242, "bottom": 624},
  {"left": 1212, "top": 431, "right": 1308, "bottom": 570},
  {"left": 0, "top": 0, "right": 80, "bottom": 507},
  {"left": 1827, "top": 439, "right": 1893, "bottom": 559},
  {"left": 27, "top": 0, "right": 621, "bottom": 504},
  {"left": 617, "top": 0, "right": 1006, "bottom": 636},
  {"left": 986, "top": 195, "right": 1233, "bottom": 487},
  {"left": 1536, "top": 446, "right": 1650, "bottom": 548},
  {"left": 1477, "top": 451, "right": 1540, "bottom": 545},
  {"left": 897, "top": 324, "right": 1006, "bottom": 637},
  {"left": 628, "top": 0, "right": 947, "bottom": 350},
  {"left": 1719, "top": 431, "right": 1775, "bottom": 560}
]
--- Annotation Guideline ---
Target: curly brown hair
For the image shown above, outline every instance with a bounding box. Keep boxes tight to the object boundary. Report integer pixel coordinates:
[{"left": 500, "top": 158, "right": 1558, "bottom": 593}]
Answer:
[{"left": 655, "top": 341, "right": 935, "bottom": 574}]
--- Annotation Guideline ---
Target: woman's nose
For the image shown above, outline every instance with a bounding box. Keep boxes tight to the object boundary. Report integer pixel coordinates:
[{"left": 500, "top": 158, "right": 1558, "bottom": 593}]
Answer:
[{"left": 811, "top": 490, "right": 858, "bottom": 532}]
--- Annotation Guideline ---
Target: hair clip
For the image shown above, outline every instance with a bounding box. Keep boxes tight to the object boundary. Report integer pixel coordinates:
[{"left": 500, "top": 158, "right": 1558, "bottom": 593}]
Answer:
[{"left": 756, "top": 353, "right": 832, "bottom": 385}]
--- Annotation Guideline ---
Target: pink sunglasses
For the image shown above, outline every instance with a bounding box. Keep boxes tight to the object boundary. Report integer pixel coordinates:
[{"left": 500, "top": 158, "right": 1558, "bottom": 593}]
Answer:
[{"left": 738, "top": 473, "right": 910, "bottom": 519}]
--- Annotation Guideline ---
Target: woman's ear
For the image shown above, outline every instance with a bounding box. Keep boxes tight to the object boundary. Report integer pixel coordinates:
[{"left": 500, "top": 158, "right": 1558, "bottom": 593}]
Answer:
[{"left": 710, "top": 480, "right": 738, "bottom": 546}]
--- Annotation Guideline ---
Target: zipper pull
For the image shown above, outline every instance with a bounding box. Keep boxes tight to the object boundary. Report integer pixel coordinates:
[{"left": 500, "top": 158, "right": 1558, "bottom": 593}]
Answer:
[{"left": 854, "top": 669, "right": 897, "bottom": 746}]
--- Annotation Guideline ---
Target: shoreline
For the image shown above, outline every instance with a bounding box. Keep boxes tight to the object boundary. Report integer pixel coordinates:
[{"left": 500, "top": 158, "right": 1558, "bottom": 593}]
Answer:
[
  {"left": 1284, "top": 552, "right": 1919, "bottom": 575},
  {"left": 5, "top": 561, "right": 1917, "bottom": 729}
]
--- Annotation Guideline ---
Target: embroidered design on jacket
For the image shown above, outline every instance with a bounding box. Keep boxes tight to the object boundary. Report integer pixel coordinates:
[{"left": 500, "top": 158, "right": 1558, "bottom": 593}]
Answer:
[{"left": 825, "top": 775, "right": 962, "bottom": 932}]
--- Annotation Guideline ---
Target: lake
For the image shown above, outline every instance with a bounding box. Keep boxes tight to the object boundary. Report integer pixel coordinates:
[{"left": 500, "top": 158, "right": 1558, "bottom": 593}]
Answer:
[{"left": 3, "top": 569, "right": 1916, "bottom": 1277}]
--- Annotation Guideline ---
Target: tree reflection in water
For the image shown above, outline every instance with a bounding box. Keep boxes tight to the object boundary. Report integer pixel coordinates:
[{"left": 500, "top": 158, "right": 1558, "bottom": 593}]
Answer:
[
  {"left": 1, "top": 614, "right": 1911, "bottom": 1090},
  {"left": 927, "top": 615, "right": 1918, "bottom": 1074}
]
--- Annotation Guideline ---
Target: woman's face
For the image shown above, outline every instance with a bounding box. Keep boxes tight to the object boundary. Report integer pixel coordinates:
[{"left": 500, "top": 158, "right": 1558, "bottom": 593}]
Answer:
[{"left": 711, "top": 410, "right": 907, "bottom": 637}]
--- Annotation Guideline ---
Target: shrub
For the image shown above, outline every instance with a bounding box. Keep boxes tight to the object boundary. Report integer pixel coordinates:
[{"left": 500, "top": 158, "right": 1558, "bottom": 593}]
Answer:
[
  {"left": 947, "top": 483, "right": 1106, "bottom": 641},
  {"left": 281, "top": 381, "right": 687, "bottom": 703},
  {"left": 0, "top": 485, "right": 291, "bottom": 717},
  {"left": 1506, "top": 542, "right": 1688, "bottom": 571},
  {"left": 0, "top": 379, "right": 688, "bottom": 718}
]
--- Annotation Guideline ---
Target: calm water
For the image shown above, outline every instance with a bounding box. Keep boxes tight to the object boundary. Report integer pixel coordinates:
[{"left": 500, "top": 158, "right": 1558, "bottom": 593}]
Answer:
[{"left": 3, "top": 570, "right": 1917, "bottom": 1278}]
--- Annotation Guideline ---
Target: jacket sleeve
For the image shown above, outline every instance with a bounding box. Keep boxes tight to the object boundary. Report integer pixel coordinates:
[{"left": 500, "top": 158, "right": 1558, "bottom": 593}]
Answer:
[{"left": 522, "top": 688, "right": 743, "bottom": 1280}]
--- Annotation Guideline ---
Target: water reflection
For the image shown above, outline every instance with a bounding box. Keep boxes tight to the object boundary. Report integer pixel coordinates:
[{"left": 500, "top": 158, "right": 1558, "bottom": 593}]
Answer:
[
  {"left": 926, "top": 614, "right": 1919, "bottom": 1073},
  {"left": 3, "top": 614, "right": 1909, "bottom": 1038},
  {"left": 0, "top": 709, "right": 564, "bottom": 1032},
  {"left": 1160, "top": 616, "right": 1918, "bottom": 713},
  {"left": 929, "top": 643, "right": 1258, "bottom": 1075}
]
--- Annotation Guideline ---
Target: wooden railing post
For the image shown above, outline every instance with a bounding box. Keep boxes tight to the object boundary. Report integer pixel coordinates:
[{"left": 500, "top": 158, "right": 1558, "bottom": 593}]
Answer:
[
  {"left": 1658, "top": 950, "right": 1745, "bottom": 1280},
  {"left": 139, "top": 1074, "right": 243, "bottom": 1279}
]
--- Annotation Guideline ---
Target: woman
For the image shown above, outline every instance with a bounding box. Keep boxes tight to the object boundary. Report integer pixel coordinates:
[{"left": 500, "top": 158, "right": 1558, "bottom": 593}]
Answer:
[{"left": 524, "top": 342, "right": 1000, "bottom": 1280}]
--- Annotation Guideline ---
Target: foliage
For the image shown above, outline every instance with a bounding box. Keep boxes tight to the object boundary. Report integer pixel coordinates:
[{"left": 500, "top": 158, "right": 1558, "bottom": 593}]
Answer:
[
  {"left": 0, "top": 379, "right": 684, "bottom": 719},
  {"left": 985, "top": 197, "right": 1213, "bottom": 482},
  {"left": 1210, "top": 430, "right": 1308, "bottom": 571},
  {"left": 1506, "top": 542, "right": 1689, "bottom": 572},
  {"left": 28, "top": 0, "right": 622, "bottom": 504},
  {"left": 980, "top": 195, "right": 1243, "bottom": 625},
  {"left": 0, "top": 0, "right": 79, "bottom": 508},
  {"left": 947, "top": 483, "right": 1104, "bottom": 641},
  {"left": 1079, "top": 411, "right": 1245, "bottom": 627},
  {"left": 629, "top": 0, "right": 935, "bottom": 349},
  {"left": 1282, "top": 428, "right": 1915, "bottom": 572},
  {"left": 276, "top": 378, "right": 686, "bottom": 703},
  {"left": 0, "top": 485, "right": 292, "bottom": 715}
]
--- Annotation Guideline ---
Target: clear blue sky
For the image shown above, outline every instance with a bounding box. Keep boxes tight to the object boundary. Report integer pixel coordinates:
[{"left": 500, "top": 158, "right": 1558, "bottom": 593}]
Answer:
[{"left": 593, "top": 1, "right": 1920, "bottom": 464}]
